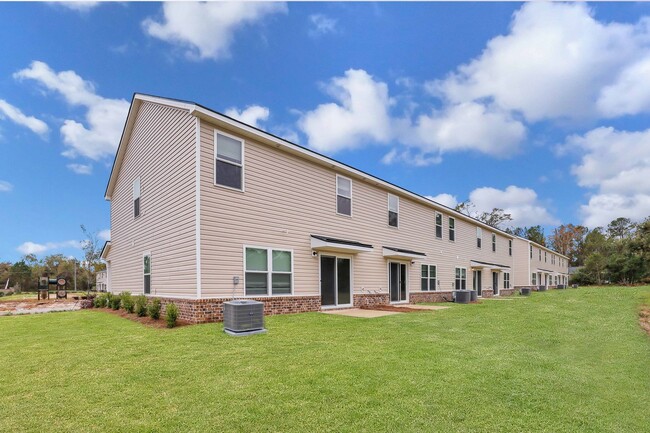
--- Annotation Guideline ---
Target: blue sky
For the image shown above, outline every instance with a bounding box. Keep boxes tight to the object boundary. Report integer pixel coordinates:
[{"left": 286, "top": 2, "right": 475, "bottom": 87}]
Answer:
[{"left": 2, "top": 1, "right": 650, "bottom": 262}]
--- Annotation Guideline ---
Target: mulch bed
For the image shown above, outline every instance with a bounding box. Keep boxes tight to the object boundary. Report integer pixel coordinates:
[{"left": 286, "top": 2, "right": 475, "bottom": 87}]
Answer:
[
  {"left": 640, "top": 306, "right": 650, "bottom": 336},
  {"left": 95, "top": 308, "right": 191, "bottom": 329}
]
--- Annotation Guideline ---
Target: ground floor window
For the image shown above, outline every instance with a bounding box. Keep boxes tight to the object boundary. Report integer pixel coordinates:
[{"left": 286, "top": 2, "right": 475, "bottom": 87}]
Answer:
[
  {"left": 143, "top": 252, "right": 151, "bottom": 294},
  {"left": 421, "top": 264, "right": 437, "bottom": 291},
  {"left": 504, "top": 272, "right": 510, "bottom": 289},
  {"left": 245, "top": 247, "right": 292, "bottom": 296},
  {"left": 455, "top": 267, "right": 467, "bottom": 290},
  {"left": 532, "top": 273, "right": 537, "bottom": 285}
]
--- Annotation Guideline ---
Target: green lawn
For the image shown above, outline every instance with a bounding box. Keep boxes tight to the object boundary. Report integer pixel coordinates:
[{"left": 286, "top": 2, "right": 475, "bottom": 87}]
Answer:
[{"left": 1, "top": 287, "right": 649, "bottom": 432}]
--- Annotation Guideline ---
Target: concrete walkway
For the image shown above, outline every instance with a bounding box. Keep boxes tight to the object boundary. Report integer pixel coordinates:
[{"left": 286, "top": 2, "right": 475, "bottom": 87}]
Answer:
[
  {"left": 321, "top": 308, "right": 402, "bottom": 318},
  {"left": 391, "top": 304, "right": 450, "bottom": 310}
]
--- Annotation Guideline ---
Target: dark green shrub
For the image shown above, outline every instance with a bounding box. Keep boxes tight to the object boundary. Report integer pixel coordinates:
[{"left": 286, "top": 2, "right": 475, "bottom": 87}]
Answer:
[
  {"left": 94, "top": 293, "right": 108, "bottom": 308},
  {"left": 121, "top": 291, "right": 134, "bottom": 313},
  {"left": 148, "top": 298, "right": 161, "bottom": 320},
  {"left": 110, "top": 294, "right": 121, "bottom": 310},
  {"left": 135, "top": 295, "right": 148, "bottom": 317},
  {"left": 165, "top": 303, "right": 179, "bottom": 328}
]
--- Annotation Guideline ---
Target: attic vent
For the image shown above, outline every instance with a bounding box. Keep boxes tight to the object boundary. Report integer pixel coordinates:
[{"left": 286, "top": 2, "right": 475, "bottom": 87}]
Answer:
[{"left": 223, "top": 300, "right": 267, "bottom": 336}]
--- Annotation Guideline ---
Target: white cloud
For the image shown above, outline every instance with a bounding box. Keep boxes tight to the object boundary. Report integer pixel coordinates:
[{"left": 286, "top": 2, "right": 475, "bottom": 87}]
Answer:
[
  {"left": 98, "top": 229, "right": 111, "bottom": 241},
  {"left": 426, "top": 193, "right": 458, "bottom": 209},
  {"left": 0, "top": 180, "right": 14, "bottom": 192},
  {"left": 298, "top": 69, "right": 393, "bottom": 152},
  {"left": 225, "top": 105, "right": 269, "bottom": 128},
  {"left": 563, "top": 126, "right": 650, "bottom": 227},
  {"left": 429, "top": 2, "right": 650, "bottom": 121},
  {"left": 468, "top": 185, "right": 559, "bottom": 227},
  {"left": 597, "top": 57, "right": 650, "bottom": 117},
  {"left": 381, "top": 149, "right": 442, "bottom": 167},
  {"left": 17, "top": 240, "right": 81, "bottom": 255},
  {"left": 142, "top": 2, "right": 287, "bottom": 60},
  {"left": 0, "top": 99, "right": 49, "bottom": 137},
  {"left": 53, "top": 2, "right": 100, "bottom": 12},
  {"left": 14, "top": 61, "right": 129, "bottom": 160},
  {"left": 67, "top": 163, "right": 93, "bottom": 175},
  {"left": 309, "top": 14, "right": 338, "bottom": 37}
]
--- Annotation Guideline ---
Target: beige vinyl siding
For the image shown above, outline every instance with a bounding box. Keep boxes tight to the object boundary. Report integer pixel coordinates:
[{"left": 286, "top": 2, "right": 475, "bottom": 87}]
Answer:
[
  {"left": 108, "top": 101, "right": 197, "bottom": 297},
  {"left": 199, "top": 119, "right": 515, "bottom": 298},
  {"left": 512, "top": 238, "right": 569, "bottom": 287},
  {"left": 512, "top": 238, "right": 531, "bottom": 287}
]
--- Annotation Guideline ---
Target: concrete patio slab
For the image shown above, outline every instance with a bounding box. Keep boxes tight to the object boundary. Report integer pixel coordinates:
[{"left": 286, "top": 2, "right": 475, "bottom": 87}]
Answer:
[
  {"left": 321, "top": 308, "right": 402, "bottom": 318},
  {"left": 393, "top": 304, "right": 450, "bottom": 311}
]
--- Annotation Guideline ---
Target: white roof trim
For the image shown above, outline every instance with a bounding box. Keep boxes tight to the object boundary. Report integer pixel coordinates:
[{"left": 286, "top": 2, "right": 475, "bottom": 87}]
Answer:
[
  {"left": 382, "top": 247, "right": 425, "bottom": 260},
  {"left": 470, "top": 261, "right": 510, "bottom": 271},
  {"left": 100, "top": 241, "right": 111, "bottom": 260},
  {"left": 311, "top": 237, "right": 373, "bottom": 254}
]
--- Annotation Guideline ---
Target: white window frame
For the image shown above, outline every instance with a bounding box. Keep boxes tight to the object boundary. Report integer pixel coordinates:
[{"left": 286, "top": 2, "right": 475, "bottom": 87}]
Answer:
[
  {"left": 530, "top": 244, "right": 532, "bottom": 259},
  {"left": 214, "top": 129, "right": 245, "bottom": 192},
  {"left": 336, "top": 174, "right": 352, "bottom": 217},
  {"left": 448, "top": 217, "right": 456, "bottom": 242},
  {"left": 508, "top": 239, "right": 513, "bottom": 256},
  {"left": 544, "top": 251, "right": 547, "bottom": 263},
  {"left": 143, "top": 251, "right": 151, "bottom": 294},
  {"left": 539, "top": 249, "right": 542, "bottom": 261},
  {"left": 476, "top": 227, "right": 482, "bottom": 249},
  {"left": 133, "top": 177, "right": 141, "bottom": 219},
  {"left": 492, "top": 233, "right": 497, "bottom": 252},
  {"left": 532, "top": 273, "right": 537, "bottom": 285},
  {"left": 243, "top": 245, "right": 294, "bottom": 297},
  {"left": 420, "top": 264, "right": 437, "bottom": 291},
  {"left": 455, "top": 267, "right": 467, "bottom": 290},
  {"left": 435, "top": 212, "right": 443, "bottom": 239},
  {"left": 388, "top": 193, "right": 399, "bottom": 228},
  {"left": 504, "top": 272, "right": 510, "bottom": 289}
]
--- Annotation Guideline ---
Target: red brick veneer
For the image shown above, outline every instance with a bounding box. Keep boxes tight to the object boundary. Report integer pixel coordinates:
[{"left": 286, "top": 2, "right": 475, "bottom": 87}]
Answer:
[
  {"left": 408, "top": 291, "right": 454, "bottom": 303},
  {"left": 353, "top": 293, "right": 390, "bottom": 307}
]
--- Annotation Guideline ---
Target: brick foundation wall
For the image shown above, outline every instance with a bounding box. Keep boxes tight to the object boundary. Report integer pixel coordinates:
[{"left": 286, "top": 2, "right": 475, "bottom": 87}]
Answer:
[
  {"left": 156, "top": 295, "right": 321, "bottom": 324},
  {"left": 353, "top": 293, "right": 390, "bottom": 308},
  {"left": 499, "top": 288, "right": 516, "bottom": 297},
  {"left": 408, "top": 291, "right": 454, "bottom": 303},
  {"left": 481, "top": 289, "right": 494, "bottom": 298}
]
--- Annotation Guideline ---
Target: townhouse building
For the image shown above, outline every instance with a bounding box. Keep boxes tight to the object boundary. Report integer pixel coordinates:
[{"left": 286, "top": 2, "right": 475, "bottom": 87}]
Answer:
[{"left": 512, "top": 237, "right": 569, "bottom": 290}]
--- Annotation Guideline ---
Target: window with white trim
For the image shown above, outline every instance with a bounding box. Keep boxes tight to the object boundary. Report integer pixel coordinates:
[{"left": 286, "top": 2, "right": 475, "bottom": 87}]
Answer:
[
  {"left": 455, "top": 267, "right": 467, "bottom": 290},
  {"left": 336, "top": 175, "right": 352, "bottom": 216},
  {"left": 215, "top": 131, "right": 244, "bottom": 190},
  {"left": 530, "top": 244, "right": 532, "bottom": 259},
  {"left": 143, "top": 252, "right": 151, "bottom": 294},
  {"left": 245, "top": 247, "right": 292, "bottom": 296},
  {"left": 133, "top": 178, "right": 141, "bottom": 218},
  {"left": 544, "top": 251, "right": 547, "bottom": 263},
  {"left": 532, "top": 273, "right": 537, "bottom": 285},
  {"left": 477, "top": 227, "right": 482, "bottom": 248},
  {"left": 509, "top": 239, "right": 513, "bottom": 256},
  {"left": 539, "top": 249, "right": 542, "bottom": 261},
  {"left": 388, "top": 194, "right": 399, "bottom": 227},
  {"left": 421, "top": 264, "right": 437, "bottom": 291},
  {"left": 504, "top": 272, "right": 510, "bottom": 289},
  {"left": 435, "top": 213, "right": 443, "bottom": 239},
  {"left": 492, "top": 233, "right": 497, "bottom": 252},
  {"left": 449, "top": 217, "right": 455, "bottom": 241}
]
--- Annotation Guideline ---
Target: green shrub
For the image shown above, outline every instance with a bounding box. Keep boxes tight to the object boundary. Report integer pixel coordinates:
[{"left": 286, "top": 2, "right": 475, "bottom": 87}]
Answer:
[
  {"left": 94, "top": 293, "right": 108, "bottom": 308},
  {"left": 165, "top": 303, "right": 179, "bottom": 328},
  {"left": 135, "top": 295, "right": 148, "bottom": 317},
  {"left": 121, "top": 292, "right": 134, "bottom": 313},
  {"left": 110, "top": 294, "right": 121, "bottom": 310},
  {"left": 148, "top": 298, "right": 161, "bottom": 320}
]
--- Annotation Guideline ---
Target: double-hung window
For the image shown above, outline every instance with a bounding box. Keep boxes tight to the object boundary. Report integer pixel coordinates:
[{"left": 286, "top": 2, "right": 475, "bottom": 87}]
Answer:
[
  {"left": 544, "top": 251, "right": 547, "bottom": 263},
  {"left": 448, "top": 217, "right": 455, "bottom": 241},
  {"left": 530, "top": 244, "right": 532, "bottom": 259},
  {"left": 508, "top": 239, "right": 513, "bottom": 256},
  {"left": 421, "top": 265, "right": 437, "bottom": 291},
  {"left": 143, "top": 252, "right": 151, "bottom": 294},
  {"left": 388, "top": 194, "right": 399, "bottom": 227},
  {"left": 532, "top": 273, "right": 537, "bottom": 285},
  {"left": 435, "top": 213, "right": 443, "bottom": 239},
  {"left": 476, "top": 227, "right": 482, "bottom": 249},
  {"left": 215, "top": 131, "right": 244, "bottom": 190},
  {"left": 504, "top": 272, "right": 510, "bottom": 289},
  {"left": 336, "top": 176, "right": 352, "bottom": 216},
  {"left": 245, "top": 247, "right": 293, "bottom": 296},
  {"left": 492, "top": 233, "right": 497, "bottom": 252},
  {"left": 133, "top": 178, "right": 141, "bottom": 218},
  {"left": 455, "top": 267, "right": 467, "bottom": 290},
  {"left": 539, "top": 249, "right": 542, "bottom": 261}
]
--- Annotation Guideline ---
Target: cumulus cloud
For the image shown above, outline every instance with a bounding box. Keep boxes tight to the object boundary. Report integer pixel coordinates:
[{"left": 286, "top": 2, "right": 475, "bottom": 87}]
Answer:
[
  {"left": 0, "top": 99, "right": 49, "bottom": 137},
  {"left": 308, "top": 14, "right": 338, "bottom": 37},
  {"left": 468, "top": 185, "right": 559, "bottom": 227},
  {"left": 426, "top": 193, "right": 458, "bottom": 209},
  {"left": 53, "top": 2, "right": 100, "bottom": 12},
  {"left": 225, "top": 105, "right": 269, "bottom": 128},
  {"left": 67, "top": 163, "right": 93, "bottom": 175},
  {"left": 17, "top": 240, "right": 81, "bottom": 255},
  {"left": 597, "top": 57, "right": 650, "bottom": 117},
  {"left": 298, "top": 69, "right": 393, "bottom": 152},
  {"left": 0, "top": 180, "right": 14, "bottom": 192},
  {"left": 14, "top": 61, "right": 129, "bottom": 161},
  {"left": 429, "top": 3, "right": 650, "bottom": 121},
  {"left": 98, "top": 229, "right": 111, "bottom": 241},
  {"left": 381, "top": 149, "right": 442, "bottom": 167},
  {"left": 143, "top": 2, "right": 287, "bottom": 60},
  {"left": 562, "top": 126, "right": 650, "bottom": 227}
]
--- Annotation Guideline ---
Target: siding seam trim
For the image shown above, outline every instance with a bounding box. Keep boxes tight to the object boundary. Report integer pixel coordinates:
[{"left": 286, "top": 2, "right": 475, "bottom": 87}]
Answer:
[{"left": 195, "top": 116, "right": 202, "bottom": 299}]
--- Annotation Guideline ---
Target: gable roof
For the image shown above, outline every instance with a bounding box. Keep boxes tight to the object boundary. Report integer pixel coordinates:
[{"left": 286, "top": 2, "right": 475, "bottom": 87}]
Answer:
[{"left": 105, "top": 93, "right": 522, "bottom": 240}]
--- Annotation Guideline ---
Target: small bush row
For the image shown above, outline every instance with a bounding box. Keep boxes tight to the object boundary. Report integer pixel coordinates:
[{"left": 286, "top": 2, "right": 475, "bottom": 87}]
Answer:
[{"left": 93, "top": 291, "right": 176, "bottom": 327}]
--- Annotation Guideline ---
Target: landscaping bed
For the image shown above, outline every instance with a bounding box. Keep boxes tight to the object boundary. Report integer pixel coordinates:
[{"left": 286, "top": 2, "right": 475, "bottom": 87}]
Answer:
[{"left": 96, "top": 307, "right": 191, "bottom": 329}]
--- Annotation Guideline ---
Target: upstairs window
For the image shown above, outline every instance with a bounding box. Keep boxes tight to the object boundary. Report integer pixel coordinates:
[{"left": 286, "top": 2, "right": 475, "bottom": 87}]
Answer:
[
  {"left": 435, "top": 213, "right": 443, "bottom": 239},
  {"left": 530, "top": 244, "right": 532, "bottom": 259},
  {"left": 143, "top": 252, "right": 151, "bottom": 294},
  {"left": 539, "top": 249, "right": 542, "bottom": 261},
  {"left": 509, "top": 239, "right": 513, "bottom": 256},
  {"left": 388, "top": 194, "right": 399, "bottom": 227},
  {"left": 448, "top": 217, "right": 456, "bottom": 241},
  {"left": 336, "top": 175, "right": 352, "bottom": 216},
  {"left": 245, "top": 247, "right": 292, "bottom": 296},
  {"left": 477, "top": 227, "right": 482, "bottom": 249},
  {"left": 544, "top": 251, "right": 547, "bottom": 263},
  {"left": 133, "top": 178, "right": 141, "bottom": 218},
  {"left": 215, "top": 131, "right": 244, "bottom": 190},
  {"left": 492, "top": 233, "right": 497, "bottom": 252},
  {"left": 421, "top": 265, "right": 437, "bottom": 291}
]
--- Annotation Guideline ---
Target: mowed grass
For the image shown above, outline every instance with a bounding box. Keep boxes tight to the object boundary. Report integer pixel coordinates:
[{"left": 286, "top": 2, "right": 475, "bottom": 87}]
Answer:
[{"left": 1, "top": 287, "right": 649, "bottom": 432}]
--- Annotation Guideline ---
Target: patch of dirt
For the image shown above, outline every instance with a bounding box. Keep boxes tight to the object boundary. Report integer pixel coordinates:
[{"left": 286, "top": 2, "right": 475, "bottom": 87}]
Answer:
[
  {"left": 95, "top": 308, "right": 191, "bottom": 329},
  {"left": 640, "top": 306, "right": 650, "bottom": 336},
  {"left": 0, "top": 299, "right": 81, "bottom": 315}
]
